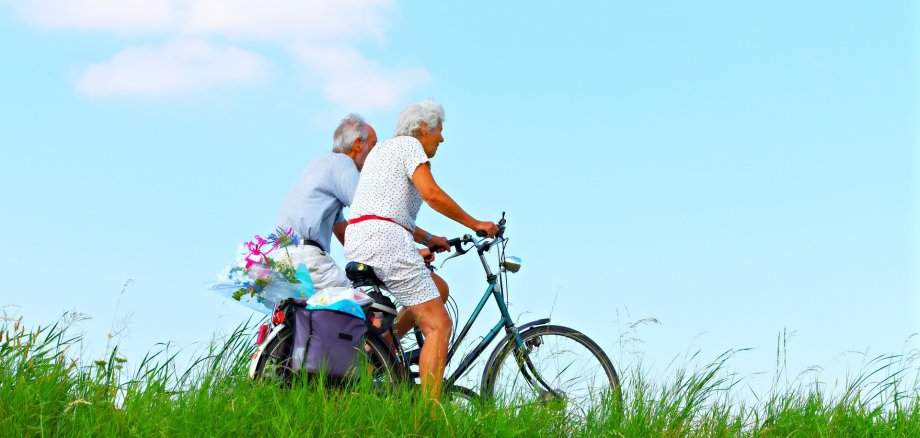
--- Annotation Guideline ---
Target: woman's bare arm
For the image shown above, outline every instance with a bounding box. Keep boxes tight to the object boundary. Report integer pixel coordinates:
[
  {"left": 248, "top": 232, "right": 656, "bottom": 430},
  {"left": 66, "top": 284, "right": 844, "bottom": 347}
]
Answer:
[{"left": 412, "top": 162, "right": 498, "bottom": 236}]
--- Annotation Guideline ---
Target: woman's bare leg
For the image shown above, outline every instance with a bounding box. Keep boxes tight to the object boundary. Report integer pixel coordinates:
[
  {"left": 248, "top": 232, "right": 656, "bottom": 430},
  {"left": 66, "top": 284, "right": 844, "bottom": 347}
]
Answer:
[
  {"left": 409, "top": 298, "right": 452, "bottom": 400},
  {"left": 393, "top": 271, "right": 449, "bottom": 339}
]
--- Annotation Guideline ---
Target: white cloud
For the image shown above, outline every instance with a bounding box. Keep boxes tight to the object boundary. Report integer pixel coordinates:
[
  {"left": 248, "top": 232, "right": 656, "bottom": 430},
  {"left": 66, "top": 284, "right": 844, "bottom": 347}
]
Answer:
[
  {"left": 6, "top": 0, "right": 429, "bottom": 105},
  {"left": 182, "top": 0, "right": 389, "bottom": 43},
  {"left": 10, "top": 0, "right": 179, "bottom": 33},
  {"left": 292, "top": 46, "right": 430, "bottom": 112},
  {"left": 77, "top": 40, "right": 272, "bottom": 97},
  {"left": 9, "top": 0, "right": 389, "bottom": 41}
]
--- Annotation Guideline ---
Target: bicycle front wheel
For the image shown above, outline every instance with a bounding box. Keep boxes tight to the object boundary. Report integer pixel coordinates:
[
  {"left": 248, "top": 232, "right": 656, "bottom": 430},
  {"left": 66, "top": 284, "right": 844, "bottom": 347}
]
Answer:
[{"left": 481, "top": 325, "right": 621, "bottom": 420}]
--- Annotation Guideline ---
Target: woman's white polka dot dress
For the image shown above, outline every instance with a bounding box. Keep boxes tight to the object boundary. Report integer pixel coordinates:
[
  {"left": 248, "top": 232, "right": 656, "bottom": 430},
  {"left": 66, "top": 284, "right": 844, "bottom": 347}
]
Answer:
[{"left": 344, "top": 136, "right": 440, "bottom": 307}]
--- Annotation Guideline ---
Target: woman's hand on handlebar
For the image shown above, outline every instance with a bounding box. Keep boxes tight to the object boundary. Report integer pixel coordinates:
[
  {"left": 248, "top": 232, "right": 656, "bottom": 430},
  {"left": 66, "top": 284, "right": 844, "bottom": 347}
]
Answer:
[
  {"left": 418, "top": 247, "right": 435, "bottom": 265},
  {"left": 427, "top": 235, "right": 451, "bottom": 253},
  {"left": 473, "top": 220, "right": 500, "bottom": 238}
]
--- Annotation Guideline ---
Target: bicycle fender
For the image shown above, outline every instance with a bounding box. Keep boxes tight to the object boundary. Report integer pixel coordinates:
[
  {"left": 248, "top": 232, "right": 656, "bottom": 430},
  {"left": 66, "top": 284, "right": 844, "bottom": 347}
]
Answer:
[
  {"left": 481, "top": 318, "right": 551, "bottom": 374},
  {"left": 247, "top": 324, "right": 288, "bottom": 379}
]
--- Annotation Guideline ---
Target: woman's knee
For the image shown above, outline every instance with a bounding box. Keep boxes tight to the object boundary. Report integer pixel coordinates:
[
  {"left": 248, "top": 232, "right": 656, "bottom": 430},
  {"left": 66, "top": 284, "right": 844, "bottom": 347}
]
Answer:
[
  {"left": 414, "top": 300, "right": 452, "bottom": 335},
  {"left": 424, "top": 311, "right": 452, "bottom": 335}
]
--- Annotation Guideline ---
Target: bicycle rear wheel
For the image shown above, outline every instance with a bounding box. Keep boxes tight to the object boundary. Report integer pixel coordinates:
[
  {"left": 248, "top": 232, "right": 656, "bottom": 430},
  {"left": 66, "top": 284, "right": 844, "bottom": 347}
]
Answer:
[
  {"left": 250, "top": 326, "right": 398, "bottom": 387},
  {"left": 355, "top": 333, "right": 400, "bottom": 387},
  {"left": 251, "top": 326, "right": 295, "bottom": 385},
  {"left": 481, "top": 325, "right": 621, "bottom": 421}
]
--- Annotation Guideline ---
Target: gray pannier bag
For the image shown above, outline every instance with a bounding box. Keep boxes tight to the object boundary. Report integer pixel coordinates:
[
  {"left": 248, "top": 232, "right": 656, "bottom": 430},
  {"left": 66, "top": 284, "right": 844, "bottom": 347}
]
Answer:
[{"left": 290, "top": 306, "right": 368, "bottom": 378}]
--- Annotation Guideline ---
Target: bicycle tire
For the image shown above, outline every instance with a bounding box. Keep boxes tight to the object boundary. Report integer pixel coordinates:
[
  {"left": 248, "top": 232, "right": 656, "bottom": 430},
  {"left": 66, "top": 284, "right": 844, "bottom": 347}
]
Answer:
[
  {"left": 445, "top": 385, "right": 480, "bottom": 405},
  {"left": 251, "top": 326, "right": 295, "bottom": 385},
  {"left": 250, "top": 326, "right": 399, "bottom": 386},
  {"left": 480, "top": 325, "right": 621, "bottom": 419},
  {"left": 355, "top": 332, "right": 400, "bottom": 387}
]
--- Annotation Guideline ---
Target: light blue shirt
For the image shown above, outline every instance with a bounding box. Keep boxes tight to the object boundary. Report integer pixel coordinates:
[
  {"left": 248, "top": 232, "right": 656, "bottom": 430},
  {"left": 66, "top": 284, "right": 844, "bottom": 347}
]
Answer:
[{"left": 277, "top": 152, "right": 359, "bottom": 252}]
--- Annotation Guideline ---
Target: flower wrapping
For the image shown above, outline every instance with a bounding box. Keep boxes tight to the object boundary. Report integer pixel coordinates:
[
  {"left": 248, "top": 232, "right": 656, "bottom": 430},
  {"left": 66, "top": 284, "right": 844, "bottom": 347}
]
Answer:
[{"left": 209, "top": 227, "right": 315, "bottom": 314}]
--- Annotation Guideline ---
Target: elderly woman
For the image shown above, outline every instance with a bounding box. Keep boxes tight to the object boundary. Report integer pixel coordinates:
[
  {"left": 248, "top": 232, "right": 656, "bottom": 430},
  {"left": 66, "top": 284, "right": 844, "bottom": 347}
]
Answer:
[{"left": 344, "top": 100, "right": 498, "bottom": 400}]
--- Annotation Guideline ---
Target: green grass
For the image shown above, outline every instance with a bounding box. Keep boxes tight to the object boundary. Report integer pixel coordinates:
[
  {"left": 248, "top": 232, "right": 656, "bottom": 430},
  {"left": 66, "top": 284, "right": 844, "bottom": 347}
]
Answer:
[{"left": 2, "top": 316, "right": 919, "bottom": 437}]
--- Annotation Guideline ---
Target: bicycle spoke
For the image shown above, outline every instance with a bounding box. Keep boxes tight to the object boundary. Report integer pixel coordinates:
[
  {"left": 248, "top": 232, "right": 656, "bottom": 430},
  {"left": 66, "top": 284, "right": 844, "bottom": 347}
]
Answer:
[{"left": 483, "top": 326, "right": 620, "bottom": 423}]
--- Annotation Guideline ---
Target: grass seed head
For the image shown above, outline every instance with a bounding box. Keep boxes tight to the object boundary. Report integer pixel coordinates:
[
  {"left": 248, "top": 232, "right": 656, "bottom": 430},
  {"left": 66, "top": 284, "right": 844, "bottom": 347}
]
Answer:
[{"left": 64, "top": 399, "right": 92, "bottom": 413}]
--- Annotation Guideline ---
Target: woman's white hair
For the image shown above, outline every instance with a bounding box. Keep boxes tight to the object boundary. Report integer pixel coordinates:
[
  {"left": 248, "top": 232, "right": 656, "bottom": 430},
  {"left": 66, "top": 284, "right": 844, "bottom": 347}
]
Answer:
[
  {"left": 332, "top": 114, "right": 370, "bottom": 153},
  {"left": 395, "top": 100, "right": 445, "bottom": 137}
]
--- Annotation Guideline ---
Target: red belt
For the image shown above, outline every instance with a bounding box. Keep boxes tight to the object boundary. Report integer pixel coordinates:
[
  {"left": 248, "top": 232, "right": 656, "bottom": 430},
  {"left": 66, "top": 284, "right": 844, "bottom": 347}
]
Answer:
[{"left": 348, "top": 215, "right": 413, "bottom": 233}]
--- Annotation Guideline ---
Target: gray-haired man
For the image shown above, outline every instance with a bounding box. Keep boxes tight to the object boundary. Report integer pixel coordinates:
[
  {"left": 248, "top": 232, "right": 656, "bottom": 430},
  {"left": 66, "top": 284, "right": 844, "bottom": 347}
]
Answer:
[{"left": 276, "top": 114, "right": 377, "bottom": 290}]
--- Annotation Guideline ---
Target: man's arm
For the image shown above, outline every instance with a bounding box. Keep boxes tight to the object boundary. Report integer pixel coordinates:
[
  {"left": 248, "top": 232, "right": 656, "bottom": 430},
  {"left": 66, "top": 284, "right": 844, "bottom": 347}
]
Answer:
[
  {"left": 333, "top": 220, "right": 347, "bottom": 246},
  {"left": 332, "top": 160, "right": 359, "bottom": 247}
]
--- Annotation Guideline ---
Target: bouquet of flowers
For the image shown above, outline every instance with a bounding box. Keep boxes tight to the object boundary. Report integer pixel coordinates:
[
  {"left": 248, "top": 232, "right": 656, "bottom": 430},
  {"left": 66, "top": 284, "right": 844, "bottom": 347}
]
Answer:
[{"left": 209, "top": 227, "right": 315, "bottom": 314}]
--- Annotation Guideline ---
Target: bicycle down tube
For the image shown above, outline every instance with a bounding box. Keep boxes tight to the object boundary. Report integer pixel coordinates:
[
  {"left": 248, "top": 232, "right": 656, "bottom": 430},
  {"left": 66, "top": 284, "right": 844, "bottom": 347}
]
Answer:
[
  {"left": 402, "top": 214, "right": 565, "bottom": 395},
  {"left": 442, "top": 254, "right": 523, "bottom": 389}
]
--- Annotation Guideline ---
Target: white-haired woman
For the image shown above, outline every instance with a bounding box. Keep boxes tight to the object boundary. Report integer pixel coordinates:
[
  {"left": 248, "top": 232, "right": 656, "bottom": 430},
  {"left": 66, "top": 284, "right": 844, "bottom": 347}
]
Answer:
[{"left": 344, "top": 100, "right": 498, "bottom": 400}]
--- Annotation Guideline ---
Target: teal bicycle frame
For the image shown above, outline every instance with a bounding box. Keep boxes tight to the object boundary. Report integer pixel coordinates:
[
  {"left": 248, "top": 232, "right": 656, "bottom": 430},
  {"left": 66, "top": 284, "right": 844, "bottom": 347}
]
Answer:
[{"left": 434, "top": 232, "right": 552, "bottom": 392}]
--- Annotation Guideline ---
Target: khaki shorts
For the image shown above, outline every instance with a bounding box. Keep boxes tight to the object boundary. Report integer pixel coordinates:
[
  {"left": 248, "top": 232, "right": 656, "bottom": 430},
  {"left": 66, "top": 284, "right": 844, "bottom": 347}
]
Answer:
[{"left": 279, "top": 245, "right": 351, "bottom": 291}]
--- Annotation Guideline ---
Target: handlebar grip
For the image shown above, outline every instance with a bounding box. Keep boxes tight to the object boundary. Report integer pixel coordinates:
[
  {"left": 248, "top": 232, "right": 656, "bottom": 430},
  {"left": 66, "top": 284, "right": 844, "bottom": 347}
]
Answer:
[
  {"left": 447, "top": 237, "right": 464, "bottom": 252},
  {"left": 476, "top": 230, "right": 487, "bottom": 238}
]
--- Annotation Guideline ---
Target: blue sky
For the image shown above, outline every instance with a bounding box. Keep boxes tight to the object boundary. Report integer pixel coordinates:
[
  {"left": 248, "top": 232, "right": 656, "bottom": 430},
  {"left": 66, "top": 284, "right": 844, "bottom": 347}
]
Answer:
[{"left": 1, "top": 1, "right": 916, "bottom": 395}]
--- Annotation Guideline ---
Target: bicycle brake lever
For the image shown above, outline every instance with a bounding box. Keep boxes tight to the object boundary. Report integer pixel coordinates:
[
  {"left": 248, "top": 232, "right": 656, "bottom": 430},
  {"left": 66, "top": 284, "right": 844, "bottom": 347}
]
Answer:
[{"left": 438, "top": 251, "right": 464, "bottom": 269}]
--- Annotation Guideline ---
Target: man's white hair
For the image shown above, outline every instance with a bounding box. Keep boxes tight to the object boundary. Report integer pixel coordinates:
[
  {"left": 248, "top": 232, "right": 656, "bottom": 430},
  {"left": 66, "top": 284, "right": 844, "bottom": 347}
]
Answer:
[
  {"left": 395, "top": 100, "right": 445, "bottom": 137},
  {"left": 332, "top": 114, "right": 371, "bottom": 153}
]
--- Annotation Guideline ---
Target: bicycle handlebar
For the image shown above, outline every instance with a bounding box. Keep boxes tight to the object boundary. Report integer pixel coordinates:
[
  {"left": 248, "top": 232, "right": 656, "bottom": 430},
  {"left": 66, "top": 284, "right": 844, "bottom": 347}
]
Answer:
[
  {"left": 449, "top": 214, "right": 507, "bottom": 254},
  {"left": 475, "top": 213, "right": 507, "bottom": 239},
  {"left": 438, "top": 214, "right": 507, "bottom": 269},
  {"left": 446, "top": 237, "right": 468, "bottom": 254}
]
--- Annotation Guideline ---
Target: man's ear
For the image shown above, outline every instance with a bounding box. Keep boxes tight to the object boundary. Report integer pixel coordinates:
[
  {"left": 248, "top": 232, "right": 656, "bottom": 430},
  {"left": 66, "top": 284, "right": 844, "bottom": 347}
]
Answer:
[{"left": 350, "top": 138, "right": 363, "bottom": 155}]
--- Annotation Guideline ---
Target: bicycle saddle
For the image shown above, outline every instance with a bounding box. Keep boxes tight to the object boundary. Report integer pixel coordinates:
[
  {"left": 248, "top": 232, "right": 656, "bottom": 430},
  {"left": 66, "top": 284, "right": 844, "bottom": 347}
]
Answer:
[{"left": 345, "top": 261, "right": 385, "bottom": 287}]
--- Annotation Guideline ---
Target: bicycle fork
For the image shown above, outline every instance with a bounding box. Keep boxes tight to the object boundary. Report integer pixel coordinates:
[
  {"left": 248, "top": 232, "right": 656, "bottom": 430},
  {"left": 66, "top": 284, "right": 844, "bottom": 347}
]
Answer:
[
  {"left": 511, "top": 334, "right": 565, "bottom": 401},
  {"left": 494, "top": 289, "right": 564, "bottom": 401}
]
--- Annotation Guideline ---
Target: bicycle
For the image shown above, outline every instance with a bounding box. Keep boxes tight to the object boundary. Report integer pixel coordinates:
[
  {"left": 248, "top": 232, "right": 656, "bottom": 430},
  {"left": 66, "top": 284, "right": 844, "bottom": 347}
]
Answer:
[{"left": 249, "top": 214, "right": 621, "bottom": 418}]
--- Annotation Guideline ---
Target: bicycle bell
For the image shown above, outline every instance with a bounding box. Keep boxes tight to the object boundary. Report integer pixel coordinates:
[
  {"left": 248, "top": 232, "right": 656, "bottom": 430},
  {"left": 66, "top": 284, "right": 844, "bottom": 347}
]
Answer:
[{"left": 501, "top": 256, "right": 522, "bottom": 273}]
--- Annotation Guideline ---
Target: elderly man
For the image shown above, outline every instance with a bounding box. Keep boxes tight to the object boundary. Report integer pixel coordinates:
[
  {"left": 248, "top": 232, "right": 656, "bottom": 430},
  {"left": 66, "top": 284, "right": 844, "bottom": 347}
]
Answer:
[
  {"left": 344, "top": 100, "right": 498, "bottom": 400},
  {"left": 276, "top": 114, "right": 377, "bottom": 290}
]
